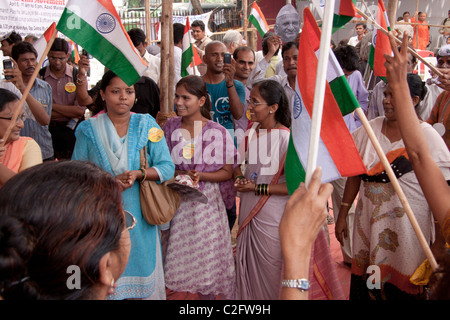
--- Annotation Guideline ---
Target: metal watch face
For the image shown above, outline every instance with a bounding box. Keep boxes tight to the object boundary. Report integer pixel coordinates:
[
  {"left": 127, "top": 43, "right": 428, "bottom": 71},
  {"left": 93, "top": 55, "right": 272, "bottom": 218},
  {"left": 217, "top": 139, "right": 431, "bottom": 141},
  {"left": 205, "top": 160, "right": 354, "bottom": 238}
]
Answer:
[{"left": 298, "top": 279, "right": 310, "bottom": 290}]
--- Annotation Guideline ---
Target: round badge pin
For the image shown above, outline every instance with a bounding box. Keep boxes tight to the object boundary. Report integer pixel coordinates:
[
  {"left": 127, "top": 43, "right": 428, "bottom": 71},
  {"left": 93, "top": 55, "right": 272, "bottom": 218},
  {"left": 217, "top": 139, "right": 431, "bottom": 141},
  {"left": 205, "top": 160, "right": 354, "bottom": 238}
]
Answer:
[
  {"left": 182, "top": 143, "right": 195, "bottom": 160},
  {"left": 433, "top": 123, "right": 446, "bottom": 137},
  {"left": 148, "top": 127, "right": 163, "bottom": 142},
  {"left": 246, "top": 109, "right": 252, "bottom": 120},
  {"left": 65, "top": 82, "right": 76, "bottom": 93}
]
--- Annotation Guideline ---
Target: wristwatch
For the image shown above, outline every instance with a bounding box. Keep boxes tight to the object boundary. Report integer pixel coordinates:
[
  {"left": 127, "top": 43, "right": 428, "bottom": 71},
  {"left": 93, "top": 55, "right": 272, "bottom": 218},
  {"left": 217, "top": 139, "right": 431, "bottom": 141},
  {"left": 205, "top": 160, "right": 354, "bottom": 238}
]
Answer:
[{"left": 281, "top": 278, "right": 310, "bottom": 292}]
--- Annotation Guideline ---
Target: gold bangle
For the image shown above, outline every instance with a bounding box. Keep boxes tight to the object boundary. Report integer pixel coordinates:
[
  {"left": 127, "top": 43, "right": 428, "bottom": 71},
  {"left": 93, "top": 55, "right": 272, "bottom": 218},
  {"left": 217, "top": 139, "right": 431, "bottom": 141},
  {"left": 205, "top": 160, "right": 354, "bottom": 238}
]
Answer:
[
  {"left": 341, "top": 202, "right": 352, "bottom": 207},
  {"left": 267, "top": 184, "right": 270, "bottom": 196}
]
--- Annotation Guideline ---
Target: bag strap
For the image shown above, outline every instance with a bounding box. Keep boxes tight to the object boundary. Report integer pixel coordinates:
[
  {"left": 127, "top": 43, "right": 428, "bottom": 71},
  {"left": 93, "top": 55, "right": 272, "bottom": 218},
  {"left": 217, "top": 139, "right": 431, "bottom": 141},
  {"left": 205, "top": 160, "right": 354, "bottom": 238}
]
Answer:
[{"left": 140, "top": 145, "right": 149, "bottom": 170}]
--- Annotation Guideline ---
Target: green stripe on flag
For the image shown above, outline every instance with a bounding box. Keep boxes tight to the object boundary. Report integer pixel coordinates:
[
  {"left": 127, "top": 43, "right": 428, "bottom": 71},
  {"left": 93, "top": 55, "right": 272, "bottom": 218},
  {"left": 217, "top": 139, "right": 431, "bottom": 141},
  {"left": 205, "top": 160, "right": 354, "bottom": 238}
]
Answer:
[
  {"left": 248, "top": 15, "right": 266, "bottom": 38},
  {"left": 285, "top": 134, "right": 306, "bottom": 195},
  {"left": 56, "top": 8, "right": 141, "bottom": 86},
  {"left": 332, "top": 14, "right": 353, "bottom": 33},
  {"left": 181, "top": 45, "right": 194, "bottom": 77},
  {"left": 329, "top": 76, "right": 360, "bottom": 116}
]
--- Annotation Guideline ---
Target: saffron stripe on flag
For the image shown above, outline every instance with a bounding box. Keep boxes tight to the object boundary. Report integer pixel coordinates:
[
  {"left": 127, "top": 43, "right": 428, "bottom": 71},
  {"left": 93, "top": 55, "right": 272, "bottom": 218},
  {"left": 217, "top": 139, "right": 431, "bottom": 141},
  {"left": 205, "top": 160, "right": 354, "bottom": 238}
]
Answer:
[{"left": 56, "top": 0, "right": 148, "bottom": 86}]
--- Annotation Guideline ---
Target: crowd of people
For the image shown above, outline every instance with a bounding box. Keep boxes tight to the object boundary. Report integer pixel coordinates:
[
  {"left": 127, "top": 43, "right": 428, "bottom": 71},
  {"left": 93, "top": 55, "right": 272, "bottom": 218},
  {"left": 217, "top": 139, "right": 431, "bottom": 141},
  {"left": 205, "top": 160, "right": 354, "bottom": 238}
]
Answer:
[{"left": 0, "top": 5, "right": 450, "bottom": 301}]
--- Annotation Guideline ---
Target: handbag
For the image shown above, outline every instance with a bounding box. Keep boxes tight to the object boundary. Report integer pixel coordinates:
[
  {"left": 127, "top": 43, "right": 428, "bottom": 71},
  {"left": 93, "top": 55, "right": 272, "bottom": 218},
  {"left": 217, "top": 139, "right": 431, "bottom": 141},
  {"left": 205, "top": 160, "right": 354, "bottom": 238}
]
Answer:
[{"left": 139, "top": 146, "right": 181, "bottom": 225}]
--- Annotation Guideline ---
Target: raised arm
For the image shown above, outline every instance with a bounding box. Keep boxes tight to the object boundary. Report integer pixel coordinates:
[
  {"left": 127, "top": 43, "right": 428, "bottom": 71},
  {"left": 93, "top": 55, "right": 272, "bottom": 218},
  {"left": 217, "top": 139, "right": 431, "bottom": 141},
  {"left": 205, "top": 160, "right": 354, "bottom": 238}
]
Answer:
[{"left": 384, "top": 32, "right": 450, "bottom": 232}]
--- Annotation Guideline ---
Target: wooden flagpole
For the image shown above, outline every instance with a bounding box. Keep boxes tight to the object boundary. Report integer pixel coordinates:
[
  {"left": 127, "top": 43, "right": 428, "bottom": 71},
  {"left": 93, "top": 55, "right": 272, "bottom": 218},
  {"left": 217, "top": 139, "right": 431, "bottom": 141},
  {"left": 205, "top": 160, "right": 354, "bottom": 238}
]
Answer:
[
  {"left": 0, "top": 28, "right": 57, "bottom": 148},
  {"left": 304, "top": 0, "right": 335, "bottom": 187},
  {"left": 356, "top": 8, "right": 443, "bottom": 78}
]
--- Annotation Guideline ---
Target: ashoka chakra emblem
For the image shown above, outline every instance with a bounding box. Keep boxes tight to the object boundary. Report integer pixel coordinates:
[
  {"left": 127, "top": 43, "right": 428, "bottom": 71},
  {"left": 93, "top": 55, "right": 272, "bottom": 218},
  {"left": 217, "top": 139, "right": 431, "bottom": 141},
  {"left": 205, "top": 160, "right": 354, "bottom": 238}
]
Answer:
[
  {"left": 293, "top": 91, "right": 303, "bottom": 119},
  {"left": 96, "top": 13, "right": 116, "bottom": 34}
]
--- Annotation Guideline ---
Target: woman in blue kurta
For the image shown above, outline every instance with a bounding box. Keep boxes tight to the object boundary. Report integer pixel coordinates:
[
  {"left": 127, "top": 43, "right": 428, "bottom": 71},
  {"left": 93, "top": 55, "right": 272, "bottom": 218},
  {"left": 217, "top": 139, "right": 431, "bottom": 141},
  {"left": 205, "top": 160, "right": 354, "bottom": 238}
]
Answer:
[{"left": 72, "top": 71, "right": 175, "bottom": 300}]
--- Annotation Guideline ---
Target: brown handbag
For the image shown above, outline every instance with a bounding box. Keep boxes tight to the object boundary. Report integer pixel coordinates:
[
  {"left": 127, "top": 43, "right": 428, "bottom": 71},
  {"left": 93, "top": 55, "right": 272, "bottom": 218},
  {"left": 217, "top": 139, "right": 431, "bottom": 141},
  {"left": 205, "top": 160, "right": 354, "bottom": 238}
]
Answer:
[{"left": 139, "top": 146, "right": 181, "bottom": 225}]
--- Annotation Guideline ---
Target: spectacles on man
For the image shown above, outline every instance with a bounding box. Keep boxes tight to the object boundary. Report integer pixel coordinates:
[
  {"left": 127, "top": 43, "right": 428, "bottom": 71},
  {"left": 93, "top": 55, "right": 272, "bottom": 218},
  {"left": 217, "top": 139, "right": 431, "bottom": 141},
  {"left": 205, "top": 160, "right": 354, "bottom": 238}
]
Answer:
[
  {"left": 0, "top": 114, "right": 26, "bottom": 123},
  {"left": 124, "top": 210, "right": 137, "bottom": 232}
]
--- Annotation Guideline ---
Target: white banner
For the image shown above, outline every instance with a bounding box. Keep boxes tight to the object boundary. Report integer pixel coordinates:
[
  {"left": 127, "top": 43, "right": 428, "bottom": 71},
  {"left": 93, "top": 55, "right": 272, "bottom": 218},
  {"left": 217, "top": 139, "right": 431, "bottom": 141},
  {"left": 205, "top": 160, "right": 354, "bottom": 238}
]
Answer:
[{"left": 0, "top": 0, "right": 65, "bottom": 37}]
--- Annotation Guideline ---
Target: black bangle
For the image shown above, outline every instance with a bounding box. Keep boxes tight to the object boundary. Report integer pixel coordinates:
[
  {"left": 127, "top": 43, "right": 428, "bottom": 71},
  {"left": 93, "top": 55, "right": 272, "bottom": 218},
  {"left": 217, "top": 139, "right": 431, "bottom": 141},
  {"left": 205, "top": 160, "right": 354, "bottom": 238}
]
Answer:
[{"left": 226, "top": 83, "right": 234, "bottom": 88}]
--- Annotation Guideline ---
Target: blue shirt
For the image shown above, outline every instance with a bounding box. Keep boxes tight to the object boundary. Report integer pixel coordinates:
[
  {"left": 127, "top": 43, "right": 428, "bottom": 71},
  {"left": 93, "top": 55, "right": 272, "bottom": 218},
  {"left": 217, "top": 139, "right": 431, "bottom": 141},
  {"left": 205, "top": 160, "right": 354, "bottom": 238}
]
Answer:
[
  {"left": 20, "top": 78, "right": 54, "bottom": 159},
  {"left": 206, "top": 79, "right": 246, "bottom": 134}
]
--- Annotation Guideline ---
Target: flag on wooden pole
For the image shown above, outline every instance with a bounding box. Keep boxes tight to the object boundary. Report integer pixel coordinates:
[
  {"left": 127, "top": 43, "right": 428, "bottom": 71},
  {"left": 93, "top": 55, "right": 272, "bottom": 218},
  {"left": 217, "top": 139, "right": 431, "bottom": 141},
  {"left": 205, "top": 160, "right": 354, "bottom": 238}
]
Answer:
[
  {"left": 56, "top": 0, "right": 148, "bottom": 86},
  {"left": 285, "top": 7, "right": 366, "bottom": 192},
  {"left": 33, "top": 22, "right": 57, "bottom": 63},
  {"left": 369, "top": 0, "right": 391, "bottom": 79},
  {"left": 181, "top": 16, "right": 196, "bottom": 77},
  {"left": 248, "top": 2, "right": 270, "bottom": 38}
]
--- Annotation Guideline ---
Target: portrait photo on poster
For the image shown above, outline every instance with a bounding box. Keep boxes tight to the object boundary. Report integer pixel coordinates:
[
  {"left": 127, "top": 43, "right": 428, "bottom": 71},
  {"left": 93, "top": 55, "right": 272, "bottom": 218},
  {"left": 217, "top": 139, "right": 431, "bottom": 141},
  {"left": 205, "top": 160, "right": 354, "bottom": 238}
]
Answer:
[{"left": 274, "top": 4, "right": 301, "bottom": 43}]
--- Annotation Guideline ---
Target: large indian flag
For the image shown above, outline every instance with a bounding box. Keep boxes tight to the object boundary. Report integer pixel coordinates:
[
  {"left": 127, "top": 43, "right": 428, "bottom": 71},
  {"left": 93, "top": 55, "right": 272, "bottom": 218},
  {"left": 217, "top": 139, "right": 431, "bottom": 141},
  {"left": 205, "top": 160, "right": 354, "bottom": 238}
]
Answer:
[
  {"left": 56, "top": 0, "right": 148, "bottom": 86},
  {"left": 286, "top": 7, "right": 366, "bottom": 192},
  {"left": 369, "top": 0, "right": 391, "bottom": 80},
  {"left": 248, "top": 2, "right": 269, "bottom": 38},
  {"left": 332, "top": 0, "right": 357, "bottom": 33}
]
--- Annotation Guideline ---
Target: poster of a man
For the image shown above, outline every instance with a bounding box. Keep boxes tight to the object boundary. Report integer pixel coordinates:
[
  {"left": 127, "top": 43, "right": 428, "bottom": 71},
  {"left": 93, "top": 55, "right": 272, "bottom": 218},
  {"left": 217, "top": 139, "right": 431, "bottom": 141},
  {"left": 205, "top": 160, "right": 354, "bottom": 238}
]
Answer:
[{"left": 274, "top": 4, "right": 301, "bottom": 42}]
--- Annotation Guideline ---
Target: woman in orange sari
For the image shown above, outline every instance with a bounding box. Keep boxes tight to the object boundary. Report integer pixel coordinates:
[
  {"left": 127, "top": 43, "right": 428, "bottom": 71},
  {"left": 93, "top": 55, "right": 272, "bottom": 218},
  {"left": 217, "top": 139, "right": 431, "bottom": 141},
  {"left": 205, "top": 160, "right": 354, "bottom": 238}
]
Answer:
[
  {"left": 411, "top": 11, "right": 430, "bottom": 50},
  {"left": 0, "top": 88, "right": 42, "bottom": 186}
]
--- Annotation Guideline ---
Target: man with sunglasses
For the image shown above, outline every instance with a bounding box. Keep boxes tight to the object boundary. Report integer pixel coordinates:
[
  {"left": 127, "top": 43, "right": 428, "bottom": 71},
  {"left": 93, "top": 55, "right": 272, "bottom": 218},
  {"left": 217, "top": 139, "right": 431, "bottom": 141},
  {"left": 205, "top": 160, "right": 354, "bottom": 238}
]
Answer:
[{"left": 39, "top": 38, "right": 86, "bottom": 160}]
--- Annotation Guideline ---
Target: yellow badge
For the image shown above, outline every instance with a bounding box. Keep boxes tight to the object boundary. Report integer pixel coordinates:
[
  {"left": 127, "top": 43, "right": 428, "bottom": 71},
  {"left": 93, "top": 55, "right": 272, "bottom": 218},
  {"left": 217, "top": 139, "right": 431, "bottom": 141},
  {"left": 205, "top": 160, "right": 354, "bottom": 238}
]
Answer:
[
  {"left": 182, "top": 143, "right": 195, "bottom": 160},
  {"left": 148, "top": 127, "right": 163, "bottom": 142},
  {"left": 246, "top": 109, "right": 252, "bottom": 121},
  {"left": 65, "top": 82, "right": 76, "bottom": 93}
]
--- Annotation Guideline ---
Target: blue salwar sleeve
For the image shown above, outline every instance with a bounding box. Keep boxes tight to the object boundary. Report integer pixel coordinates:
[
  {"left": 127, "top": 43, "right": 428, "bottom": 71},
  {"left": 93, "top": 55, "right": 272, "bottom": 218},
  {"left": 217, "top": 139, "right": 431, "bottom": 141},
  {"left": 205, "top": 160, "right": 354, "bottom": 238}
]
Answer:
[{"left": 72, "top": 125, "right": 90, "bottom": 161}]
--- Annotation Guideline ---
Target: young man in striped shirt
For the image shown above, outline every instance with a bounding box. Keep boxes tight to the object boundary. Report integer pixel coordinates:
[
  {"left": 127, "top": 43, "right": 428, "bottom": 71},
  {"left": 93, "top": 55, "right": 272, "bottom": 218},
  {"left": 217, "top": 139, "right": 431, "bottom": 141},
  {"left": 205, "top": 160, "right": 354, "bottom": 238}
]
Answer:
[{"left": 9, "top": 41, "right": 54, "bottom": 161}]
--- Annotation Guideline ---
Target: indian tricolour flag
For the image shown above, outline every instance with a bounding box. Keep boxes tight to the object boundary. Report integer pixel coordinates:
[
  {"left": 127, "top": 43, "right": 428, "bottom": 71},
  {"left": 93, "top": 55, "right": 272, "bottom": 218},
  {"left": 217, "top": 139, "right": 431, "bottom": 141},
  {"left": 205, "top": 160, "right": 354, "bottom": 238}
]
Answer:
[
  {"left": 369, "top": 0, "right": 391, "bottom": 79},
  {"left": 56, "top": 0, "right": 148, "bottom": 86},
  {"left": 286, "top": 7, "right": 366, "bottom": 192},
  {"left": 248, "top": 2, "right": 269, "bottom": 38},
  {"left": 33, "top": 22, "right": 56, "bottom": 62},
  {"left": 181, "top": 16, "right": 198, "bottom": 77},
  {"left": 332, "top": 0, "right": 357, "bottom": 33}
]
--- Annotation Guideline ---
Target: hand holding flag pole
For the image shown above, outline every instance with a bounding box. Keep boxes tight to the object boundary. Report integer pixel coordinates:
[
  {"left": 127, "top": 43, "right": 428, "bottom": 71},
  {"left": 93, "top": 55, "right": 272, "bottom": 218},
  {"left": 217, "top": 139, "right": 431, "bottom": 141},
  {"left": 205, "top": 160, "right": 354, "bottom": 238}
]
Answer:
[{"left": 0, "top": 28, "right": 58, "bottom": 148}]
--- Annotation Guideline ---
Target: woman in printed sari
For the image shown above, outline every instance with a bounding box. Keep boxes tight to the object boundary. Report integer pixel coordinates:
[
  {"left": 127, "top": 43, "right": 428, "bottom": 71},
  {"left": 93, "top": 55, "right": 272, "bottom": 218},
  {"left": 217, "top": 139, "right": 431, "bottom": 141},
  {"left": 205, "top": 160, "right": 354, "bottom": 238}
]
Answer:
[
  {"left": 233, "top": 80, "right": 291, "bottom": 300},
  {"left": 162, "top": 75, "right": 237, "bottom": 300},
  {"left": 72, "top": 71, "right": 175, "bottom": 300},
  {"left": 335, "top": 73, "right": 450, "bottom": 299},
  {"left": 0, "top": 88, "right": 42, "bottom": 186}
]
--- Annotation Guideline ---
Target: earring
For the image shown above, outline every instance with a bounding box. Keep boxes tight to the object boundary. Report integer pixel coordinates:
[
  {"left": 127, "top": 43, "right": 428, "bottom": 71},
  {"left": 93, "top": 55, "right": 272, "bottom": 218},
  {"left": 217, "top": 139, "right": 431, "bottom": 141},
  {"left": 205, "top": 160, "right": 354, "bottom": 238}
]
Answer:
[
  {"left": 269, "top": 111, "right": 273, "bottom": 114},
  {"left": 107, "top": 279, "right": 115, "bottom": 295}
]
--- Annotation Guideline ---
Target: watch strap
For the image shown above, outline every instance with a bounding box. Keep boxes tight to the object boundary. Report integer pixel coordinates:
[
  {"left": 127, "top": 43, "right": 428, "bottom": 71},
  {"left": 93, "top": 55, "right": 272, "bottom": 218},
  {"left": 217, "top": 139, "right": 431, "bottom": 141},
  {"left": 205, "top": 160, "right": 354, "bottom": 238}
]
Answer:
[{"left": 281, "top": 278, "right": 310, "bottom": 291}]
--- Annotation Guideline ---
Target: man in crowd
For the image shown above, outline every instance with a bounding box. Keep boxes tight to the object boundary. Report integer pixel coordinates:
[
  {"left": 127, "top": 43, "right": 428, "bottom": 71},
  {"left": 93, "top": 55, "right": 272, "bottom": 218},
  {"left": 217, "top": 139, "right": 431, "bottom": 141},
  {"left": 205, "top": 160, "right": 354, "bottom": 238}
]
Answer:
[
  {"left": 348, "top": 23, "right": 367, "bottom": 47},
  {"left": 40, "top": 38, "right": 86, "bottom": 160},
  {"left": 192, "top": 20, "right": 212, "bottom": 76},
  {"left": 223, "top": 30, "right": 243, "bottom": 55},
  {"left": 8, "top": 41, "right": 54, "bottom": 161},
  {"left": 0, "top": 31, "right": 22, "bottom": 57},
  {"left": 395, "top": 11, "right": 414, "bottom": 41},
  {"left": 202, "top": 40, "right": 246, "bottom": 230},
  {"left": 233, "top": 46, "right": 256, "bottom": 146},
  {"left": 249, "top": 36, "right": 297, "bottom": 113},
  {"left": 128, "top": 28, "right": 161, "bottom": 86}
]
